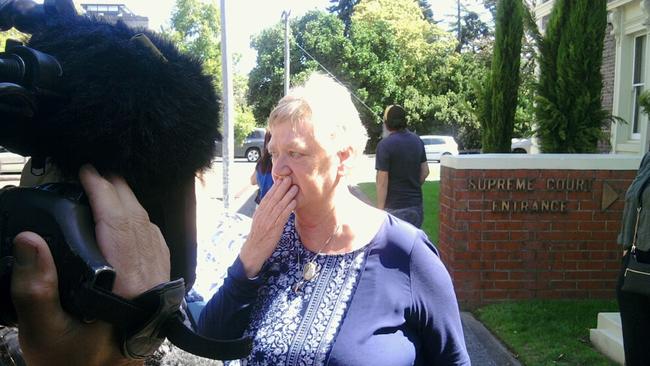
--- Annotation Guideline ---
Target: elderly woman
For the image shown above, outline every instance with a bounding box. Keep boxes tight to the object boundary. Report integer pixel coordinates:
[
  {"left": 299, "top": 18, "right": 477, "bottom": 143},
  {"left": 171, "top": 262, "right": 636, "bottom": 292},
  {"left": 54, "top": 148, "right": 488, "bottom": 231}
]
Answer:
[{"left": 198, "top": 74, "right": 469, "bottom": 365}]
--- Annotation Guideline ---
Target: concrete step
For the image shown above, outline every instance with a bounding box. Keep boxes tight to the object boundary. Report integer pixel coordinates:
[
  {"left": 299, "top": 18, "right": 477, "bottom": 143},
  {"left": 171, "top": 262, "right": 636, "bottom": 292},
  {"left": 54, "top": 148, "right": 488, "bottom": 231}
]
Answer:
[
  {"left": 590, "top": 312, "right": 624, "bottom": 366},
  {"left": 597, "top": 312, "right": 623, "bottom": 336}
]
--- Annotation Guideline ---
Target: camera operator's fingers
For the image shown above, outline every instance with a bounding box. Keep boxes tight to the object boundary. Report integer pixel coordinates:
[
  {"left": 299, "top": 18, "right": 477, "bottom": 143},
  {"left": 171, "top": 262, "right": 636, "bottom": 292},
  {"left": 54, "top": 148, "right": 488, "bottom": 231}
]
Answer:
[
  {"left": 79, "top": 164, "right": 170, "bottom": 299},
  {"left": 103, "top": 175, "right": 170, "bottom": 298},
  {"left": 11, "top": 232, "right": 68, "bottom": 345},
  {"left": 105, "top": 174, "right": 150, "bottom": 220},
  {"left": 79, "top": 164, "right": 124, "bottom": 221},
  {"left": 80, "top": 164, "right": 151, "bottom": 231}
]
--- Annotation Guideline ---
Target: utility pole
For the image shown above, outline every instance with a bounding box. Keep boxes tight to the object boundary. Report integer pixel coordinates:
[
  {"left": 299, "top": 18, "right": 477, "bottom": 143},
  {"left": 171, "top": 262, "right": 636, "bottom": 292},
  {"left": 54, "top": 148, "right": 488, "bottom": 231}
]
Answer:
[
  {"left": 220, "top": 0, "right": 234, "bottom": 212},
  {"left": 457, "top": 0, "right": 462, "bottom": 46},
  {"left": 282, "top": 10, "right": 291, "bottom": 96}
]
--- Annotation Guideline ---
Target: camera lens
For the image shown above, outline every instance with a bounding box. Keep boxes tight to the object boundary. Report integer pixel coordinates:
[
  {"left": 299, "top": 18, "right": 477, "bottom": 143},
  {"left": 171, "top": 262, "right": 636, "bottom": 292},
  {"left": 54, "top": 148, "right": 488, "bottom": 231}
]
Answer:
[{"left": 0, "top": 55, "right": 25, "bottom": 84}]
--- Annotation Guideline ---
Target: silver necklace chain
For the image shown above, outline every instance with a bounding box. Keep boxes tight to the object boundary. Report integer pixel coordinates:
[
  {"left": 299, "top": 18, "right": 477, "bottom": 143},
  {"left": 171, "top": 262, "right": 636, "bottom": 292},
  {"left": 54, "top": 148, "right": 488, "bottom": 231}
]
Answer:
[{"left": 292, "top": 224, "right": 340, "bottom": 294}]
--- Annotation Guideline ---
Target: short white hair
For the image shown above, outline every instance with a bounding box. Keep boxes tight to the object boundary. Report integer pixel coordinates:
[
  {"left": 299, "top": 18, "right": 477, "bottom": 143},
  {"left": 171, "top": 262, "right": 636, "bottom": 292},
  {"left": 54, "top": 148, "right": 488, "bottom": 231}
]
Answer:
[{"left": 267, "top": 73, "right": 368, "bottom": 157}]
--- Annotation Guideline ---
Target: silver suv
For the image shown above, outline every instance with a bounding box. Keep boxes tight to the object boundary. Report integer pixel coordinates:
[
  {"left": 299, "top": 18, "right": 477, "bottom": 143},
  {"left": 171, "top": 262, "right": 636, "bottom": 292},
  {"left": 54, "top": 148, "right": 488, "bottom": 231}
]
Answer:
[{"left": 215, "top": 128, "right": 266, "bottom": 162}]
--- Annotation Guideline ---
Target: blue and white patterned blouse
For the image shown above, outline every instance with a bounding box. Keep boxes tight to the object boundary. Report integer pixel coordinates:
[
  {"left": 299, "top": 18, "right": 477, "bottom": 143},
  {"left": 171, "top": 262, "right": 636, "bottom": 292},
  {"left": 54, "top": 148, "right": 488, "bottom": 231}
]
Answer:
[
  {"left": 228, "top": 216, "right": 366, "bottom": 365},
  {"left": 199, "top": 214, "right": 470, "bottom": 366}
]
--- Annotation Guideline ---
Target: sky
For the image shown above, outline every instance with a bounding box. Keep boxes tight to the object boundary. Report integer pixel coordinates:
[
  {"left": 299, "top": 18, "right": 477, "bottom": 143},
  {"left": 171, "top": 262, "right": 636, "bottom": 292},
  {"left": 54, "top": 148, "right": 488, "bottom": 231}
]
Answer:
[{"left": 74, "top": 0, "right": 491, "bottom": 74}]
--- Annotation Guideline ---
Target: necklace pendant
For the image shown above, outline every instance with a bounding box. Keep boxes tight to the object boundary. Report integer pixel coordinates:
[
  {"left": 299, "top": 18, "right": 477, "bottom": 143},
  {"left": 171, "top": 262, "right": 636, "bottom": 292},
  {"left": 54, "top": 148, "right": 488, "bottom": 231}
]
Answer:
[
  {"left": 302, "top": 261, "right": 318, "bottom": 281},
  {"left": 292, "top": 280, "right": 304, "bottom": 294}
]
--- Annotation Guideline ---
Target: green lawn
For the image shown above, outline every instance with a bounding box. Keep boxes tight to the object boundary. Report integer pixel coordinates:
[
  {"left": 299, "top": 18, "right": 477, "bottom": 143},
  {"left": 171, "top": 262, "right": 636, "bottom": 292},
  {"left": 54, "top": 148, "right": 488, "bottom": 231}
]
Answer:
[
  {"left": 355, "top": 181, "right": 619, "bottom": 366},
  {"left": 476, "top": 300, "right": 619, "bottom": 366},
  {"left": 357, "top": 181, "right": 439, "bottom": 243}
]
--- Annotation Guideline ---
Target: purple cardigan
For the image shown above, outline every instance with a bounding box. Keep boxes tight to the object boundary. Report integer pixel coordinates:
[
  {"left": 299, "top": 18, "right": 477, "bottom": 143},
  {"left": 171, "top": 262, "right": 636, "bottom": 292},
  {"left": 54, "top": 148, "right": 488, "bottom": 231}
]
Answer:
[{"left": 198, "top": 215, "right": 470, "bottom": 365}]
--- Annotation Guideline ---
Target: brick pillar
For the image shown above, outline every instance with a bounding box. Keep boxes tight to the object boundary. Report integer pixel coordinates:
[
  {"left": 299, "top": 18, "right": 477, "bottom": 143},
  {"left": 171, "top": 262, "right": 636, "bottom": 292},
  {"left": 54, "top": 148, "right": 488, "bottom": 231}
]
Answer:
[{"left": 438, "top": 155, "right": 640, "bottom": 307}]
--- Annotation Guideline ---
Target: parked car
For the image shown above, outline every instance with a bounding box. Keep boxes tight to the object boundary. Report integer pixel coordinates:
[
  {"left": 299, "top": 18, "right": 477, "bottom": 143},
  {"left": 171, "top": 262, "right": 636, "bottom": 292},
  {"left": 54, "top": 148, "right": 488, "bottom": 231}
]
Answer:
[
  {"left": 214, "top": 128, "right": 266, "bottom": 162},
  {"left": 0, "top": 146, "right": 27, "bottom": 175},
  {"left": 511, "top": 138, "right": 536, "bottom": 154},
  {"left": 420, "top": 135, "right": 459, "bottom": 161}
]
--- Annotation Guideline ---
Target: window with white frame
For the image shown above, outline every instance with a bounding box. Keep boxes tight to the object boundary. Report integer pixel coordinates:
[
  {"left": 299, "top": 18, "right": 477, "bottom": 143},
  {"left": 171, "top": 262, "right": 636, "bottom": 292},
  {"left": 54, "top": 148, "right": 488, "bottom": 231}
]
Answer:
[{"left": 632, "top": 34, "right": 646, "bottom": 139}]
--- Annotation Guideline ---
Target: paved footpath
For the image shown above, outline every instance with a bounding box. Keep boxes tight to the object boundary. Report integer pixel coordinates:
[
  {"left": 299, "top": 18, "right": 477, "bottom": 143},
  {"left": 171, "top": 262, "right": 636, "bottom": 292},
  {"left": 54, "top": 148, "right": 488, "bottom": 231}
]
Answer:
[{"left": 461, "top": 312, "right": 521, "bottom": 365}]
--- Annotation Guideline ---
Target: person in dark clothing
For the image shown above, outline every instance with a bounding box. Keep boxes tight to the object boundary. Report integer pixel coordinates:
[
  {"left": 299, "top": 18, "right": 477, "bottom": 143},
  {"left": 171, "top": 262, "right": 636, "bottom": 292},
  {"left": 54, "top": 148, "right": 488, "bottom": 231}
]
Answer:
[
  {"left": 617, "top": 151, "right": 650, "bottom": 366},
  {"left": 375, "top": 105, "right": 429, "bottom": 228}
]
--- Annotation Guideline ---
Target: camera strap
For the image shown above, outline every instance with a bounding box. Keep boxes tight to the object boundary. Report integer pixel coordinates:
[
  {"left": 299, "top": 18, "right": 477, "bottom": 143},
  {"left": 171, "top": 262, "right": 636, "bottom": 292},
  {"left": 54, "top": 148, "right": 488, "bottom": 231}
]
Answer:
[{"left": 78, "top": 279, "right": 252, "bottom": 360}]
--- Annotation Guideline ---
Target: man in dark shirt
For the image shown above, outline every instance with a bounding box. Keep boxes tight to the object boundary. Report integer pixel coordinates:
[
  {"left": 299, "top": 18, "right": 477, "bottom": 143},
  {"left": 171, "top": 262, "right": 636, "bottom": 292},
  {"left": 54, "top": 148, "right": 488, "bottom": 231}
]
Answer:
[{"left": 375, "top": 105, "right": 429, "bottom": 228}]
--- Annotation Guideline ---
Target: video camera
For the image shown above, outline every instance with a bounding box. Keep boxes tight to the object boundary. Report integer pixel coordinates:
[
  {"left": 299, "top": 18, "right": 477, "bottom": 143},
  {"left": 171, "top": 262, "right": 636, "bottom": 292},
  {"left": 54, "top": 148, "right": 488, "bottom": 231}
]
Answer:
[{"left": 0, "top": 0, "right": 251, "bottom": 360}]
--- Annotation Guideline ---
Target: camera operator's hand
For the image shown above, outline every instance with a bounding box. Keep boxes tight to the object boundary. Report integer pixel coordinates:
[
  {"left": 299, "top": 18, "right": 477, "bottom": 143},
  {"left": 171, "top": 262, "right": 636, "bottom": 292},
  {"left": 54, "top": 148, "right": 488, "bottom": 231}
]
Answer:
[{"left": 10, "top": 164, "right": 171, "bottom": 366}]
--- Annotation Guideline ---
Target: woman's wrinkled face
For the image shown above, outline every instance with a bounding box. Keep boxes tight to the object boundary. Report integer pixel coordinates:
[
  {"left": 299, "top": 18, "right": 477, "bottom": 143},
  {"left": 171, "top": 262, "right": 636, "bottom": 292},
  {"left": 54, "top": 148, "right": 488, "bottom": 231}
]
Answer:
[{"left": 268, "top": 119, "right": 339, "bottom": 211}]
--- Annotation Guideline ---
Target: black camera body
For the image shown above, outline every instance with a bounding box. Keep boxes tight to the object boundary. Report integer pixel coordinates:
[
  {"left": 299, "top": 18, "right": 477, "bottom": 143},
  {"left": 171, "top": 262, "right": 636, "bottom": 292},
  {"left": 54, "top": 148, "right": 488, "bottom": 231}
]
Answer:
[
  {"left": 0, "top": 183, "right": 115, "bottom": 326},
  {"left": 1, "top": 0, "right": 222, "bottom": 292},
  {"left": 0, "top": 0, "right": 253, "bottom": 360},
  {"left": 0, "top": 183, "right": 253, "bottom": 360}
]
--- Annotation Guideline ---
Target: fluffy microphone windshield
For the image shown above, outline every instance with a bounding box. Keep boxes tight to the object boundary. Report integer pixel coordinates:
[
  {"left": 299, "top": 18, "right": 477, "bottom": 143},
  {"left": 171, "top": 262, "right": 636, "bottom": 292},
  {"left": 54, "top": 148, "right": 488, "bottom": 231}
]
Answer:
[
  {"left": 18, "top": 15, "right": 221, "bottom": 288},
  {"left": 26, "top": 16, "right": 219, "bottom": 192}
]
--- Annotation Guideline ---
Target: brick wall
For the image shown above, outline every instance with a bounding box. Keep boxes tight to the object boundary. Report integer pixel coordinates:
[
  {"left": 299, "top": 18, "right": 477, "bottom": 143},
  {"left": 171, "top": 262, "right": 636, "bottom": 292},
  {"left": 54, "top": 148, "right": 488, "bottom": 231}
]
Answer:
[
  {"left": 601, "top": 25, "right": 615, "bottom": 115},
  {"left": 438, "top": 160, "right": 638, "bottom": 308},
  {"left": 599, "top": 25, "right": 615, "bottom": 153}
]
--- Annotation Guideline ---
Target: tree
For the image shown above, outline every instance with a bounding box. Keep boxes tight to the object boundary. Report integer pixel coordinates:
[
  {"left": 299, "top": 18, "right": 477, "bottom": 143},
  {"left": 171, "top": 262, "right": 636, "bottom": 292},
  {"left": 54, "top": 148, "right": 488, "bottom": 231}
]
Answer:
[
  {"left": 514, "top": 38, "right": 536, "bottom": 138},
  {"left": 479, "top": 0, "right": 524, "bottom": 152},
  {"left": 351, "top": 0, "right": 458, "bottom": 141},
  {"left": 292, "top": 10, "right": 353, "bottom": 81},
  {"left": 248, "top": 1, "right": 485, "bottom": 150},
  {"left": 167, "top": 0, "right": 256, "bottom": 143},
  {"left": 535, "top": 0, "right": 608, "bottom": 152},
  {"left": 482, "top": 0, "right": 497, "bottom": 20},
  {"left": 233, "top": 74, "right": 257, "bottom": 141},
  {"left": 247, "top": 11, "right": 352, "bottom": 124},
  {"left": 247, "top": 25, "right": 286, "bottom": 124},
  {"left": 328, "top": 0, "right": 360, "bottom": 36},
  {"left": 458, "top": 10, "right": 492, "bottom": 53},
  {"left": 514, "top": 3, "right": 540, "bottom": 138},
  {"left": 418, "top": 0, "right": 435, "bottom": 23},
  {"left": 168, "top": 0, "right": 221, "bottom": 88},
  {"left": 434, "top": 52, "right": 487, "bottom": 149}
]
